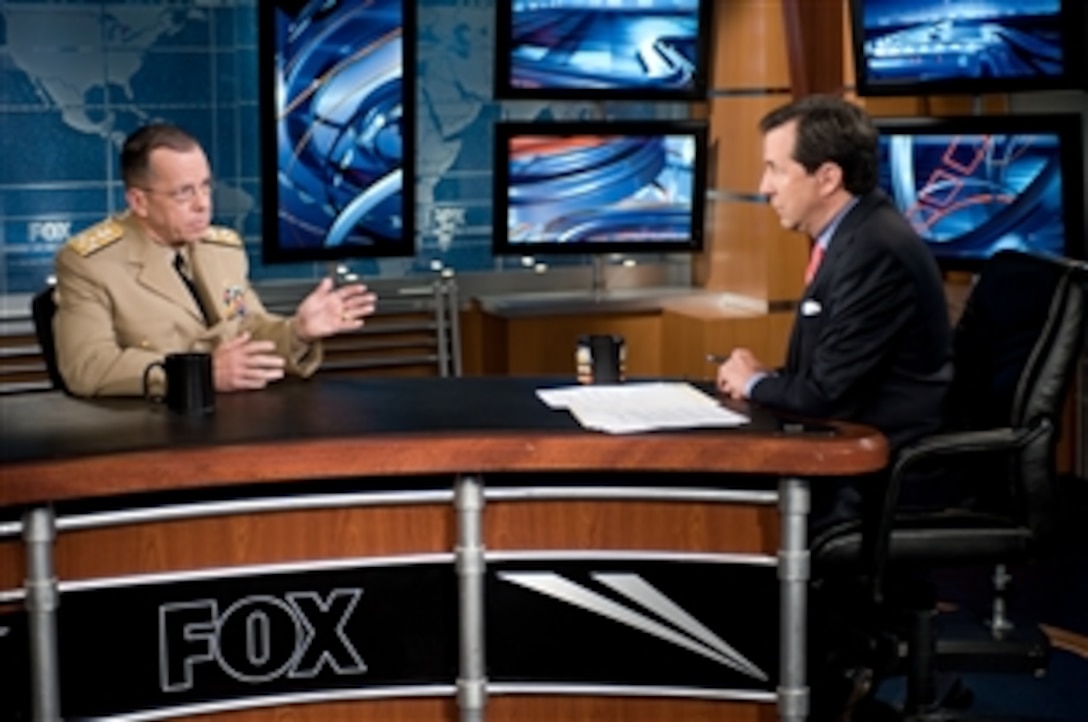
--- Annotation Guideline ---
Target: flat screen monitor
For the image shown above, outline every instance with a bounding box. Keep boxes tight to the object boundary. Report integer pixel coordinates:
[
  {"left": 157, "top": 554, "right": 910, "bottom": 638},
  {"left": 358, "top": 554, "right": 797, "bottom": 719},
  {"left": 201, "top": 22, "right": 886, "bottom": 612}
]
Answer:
[
  {"left": 495, "top": 0, "right": 714, "bottom": 101},
  {"left": 850, "top": 0, "right": 1087, "bottom": 96},
  {"left": 873, "top": 114, "right": 1085, "bottom": 271},
  {"left": 259, "top": 0, "right": 415, "bottom": 263},
  {"left": 492, "top": 120, "right": 708, "bottom": 256}
]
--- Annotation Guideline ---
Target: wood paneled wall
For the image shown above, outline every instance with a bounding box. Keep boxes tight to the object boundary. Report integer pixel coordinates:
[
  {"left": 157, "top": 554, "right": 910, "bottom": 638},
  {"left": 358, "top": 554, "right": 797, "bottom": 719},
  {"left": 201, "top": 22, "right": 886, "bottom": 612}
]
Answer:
[{"left": 696, "top": 0, "right": 804, "bottom": 302}]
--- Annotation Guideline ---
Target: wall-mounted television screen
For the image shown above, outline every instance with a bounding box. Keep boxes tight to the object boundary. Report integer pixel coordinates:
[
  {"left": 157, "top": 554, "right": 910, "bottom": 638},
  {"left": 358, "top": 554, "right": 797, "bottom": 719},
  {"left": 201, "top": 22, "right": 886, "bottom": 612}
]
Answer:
[
  {"left": 259, "top": 0, "right": 415, "bottom": 263},
  {"left": 492, "top": 120, "right": 708, "bottom": 256},
  {"left": 873, "top": 114, "right": 1085, "bottom": 271},
  {"left": 495, "top": 0, "right": 714, "bottom": 101},
  {"left": 850, "top": 0, "right": 1087, "bottom": 96}
]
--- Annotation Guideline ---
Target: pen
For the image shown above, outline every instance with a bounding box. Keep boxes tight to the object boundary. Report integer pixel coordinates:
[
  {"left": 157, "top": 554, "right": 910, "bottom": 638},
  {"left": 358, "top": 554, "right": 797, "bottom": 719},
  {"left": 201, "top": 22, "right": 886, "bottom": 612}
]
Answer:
[{"left": 706, "top": 353, "right": 727, "bottom": 365}]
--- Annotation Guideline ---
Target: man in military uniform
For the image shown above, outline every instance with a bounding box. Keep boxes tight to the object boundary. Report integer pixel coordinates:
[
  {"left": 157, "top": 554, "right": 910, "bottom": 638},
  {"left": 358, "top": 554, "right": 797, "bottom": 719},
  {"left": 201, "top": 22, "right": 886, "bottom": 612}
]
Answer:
[{"left": 53, "top": 123, "right": 377, "bottom": 397}]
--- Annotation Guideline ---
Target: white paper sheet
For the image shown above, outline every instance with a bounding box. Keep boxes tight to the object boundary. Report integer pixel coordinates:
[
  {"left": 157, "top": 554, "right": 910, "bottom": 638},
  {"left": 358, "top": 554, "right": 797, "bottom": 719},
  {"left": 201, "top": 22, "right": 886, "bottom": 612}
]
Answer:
[{"left": 536, "top": 382, "right": 749, "bottom": 434}]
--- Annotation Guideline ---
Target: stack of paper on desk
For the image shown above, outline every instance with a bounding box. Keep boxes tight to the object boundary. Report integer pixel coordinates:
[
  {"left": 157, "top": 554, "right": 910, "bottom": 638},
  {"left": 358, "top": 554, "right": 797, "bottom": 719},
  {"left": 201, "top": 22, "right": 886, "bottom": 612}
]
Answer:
[{"left": 536, "top": 382, "right": 749, "bottom": 434}]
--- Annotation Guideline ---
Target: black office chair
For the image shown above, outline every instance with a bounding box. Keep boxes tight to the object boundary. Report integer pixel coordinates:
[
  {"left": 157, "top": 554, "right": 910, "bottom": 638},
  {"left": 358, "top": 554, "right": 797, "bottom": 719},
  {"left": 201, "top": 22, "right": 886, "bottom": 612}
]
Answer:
[
  {"left": 812, "top": 250, "right": 1086, "bottom": 721},
  {"left": 31, "top": 286, "right": 69, "bottom": 394}
]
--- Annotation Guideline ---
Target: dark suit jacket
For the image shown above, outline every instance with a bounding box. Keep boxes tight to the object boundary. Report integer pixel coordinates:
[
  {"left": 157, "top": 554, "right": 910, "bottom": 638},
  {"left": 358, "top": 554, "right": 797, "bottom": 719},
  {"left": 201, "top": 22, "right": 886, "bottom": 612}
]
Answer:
[{"left": 751, "top": 190, "right": 952, "bottom": 454}]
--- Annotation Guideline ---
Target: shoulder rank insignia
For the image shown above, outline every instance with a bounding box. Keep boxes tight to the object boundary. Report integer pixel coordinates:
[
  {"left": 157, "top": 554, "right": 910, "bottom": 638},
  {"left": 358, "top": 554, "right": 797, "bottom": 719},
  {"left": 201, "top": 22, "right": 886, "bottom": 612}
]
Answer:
[
  {"left": 67, "top": 218, "right": 124, "bottom": 257},
  {"left": 203, "top": 226, "right": 243, "bottom": 247}
]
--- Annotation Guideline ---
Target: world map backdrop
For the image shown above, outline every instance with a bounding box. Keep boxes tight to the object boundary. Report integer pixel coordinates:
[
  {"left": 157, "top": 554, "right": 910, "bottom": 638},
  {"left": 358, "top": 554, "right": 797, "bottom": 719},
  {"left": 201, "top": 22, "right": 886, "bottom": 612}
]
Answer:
[{"left": 0, "top": 0, "right": 673, "bottom": 295}]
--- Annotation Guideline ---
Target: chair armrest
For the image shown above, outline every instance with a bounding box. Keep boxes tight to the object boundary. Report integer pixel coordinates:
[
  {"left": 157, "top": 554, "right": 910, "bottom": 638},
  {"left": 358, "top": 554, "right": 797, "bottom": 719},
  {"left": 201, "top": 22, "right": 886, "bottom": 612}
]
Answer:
[
  {"left": 867, "top": 423, "right": 1048, "bottom": 599},
  {"left": 890, "top": 427, "right": 1026, "bottom": 476}
]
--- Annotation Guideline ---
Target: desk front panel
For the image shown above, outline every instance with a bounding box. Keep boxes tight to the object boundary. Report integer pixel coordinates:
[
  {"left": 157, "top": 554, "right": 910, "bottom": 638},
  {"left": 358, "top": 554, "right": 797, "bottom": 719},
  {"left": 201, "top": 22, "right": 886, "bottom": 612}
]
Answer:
[
  {"left": 0, "top": 379, "right": 885, "bottom": 720},
  {"left": 2, "top": 487, "right": 776, "bottom": 588},
  {"left": 1, "top": 481, "right": 780, "bottom": 721}
]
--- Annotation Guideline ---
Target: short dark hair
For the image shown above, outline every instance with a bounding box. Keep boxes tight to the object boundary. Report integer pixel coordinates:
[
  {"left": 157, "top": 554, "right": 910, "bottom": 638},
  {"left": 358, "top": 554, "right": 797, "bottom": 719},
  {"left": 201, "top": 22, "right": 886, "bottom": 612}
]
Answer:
[
  {"left": 120, "top": 123, "right": 201, "bottom": 188},
  {"left": 759, "top": 95, "right": 878, "bottom": 196}
]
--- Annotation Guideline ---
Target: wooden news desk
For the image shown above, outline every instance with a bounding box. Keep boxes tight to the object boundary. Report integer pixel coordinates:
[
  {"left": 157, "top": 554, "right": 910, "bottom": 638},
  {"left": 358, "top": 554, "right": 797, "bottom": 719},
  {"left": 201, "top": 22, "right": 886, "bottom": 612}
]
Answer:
[{"left": 0, "top": 377, "right": 887, "bottom": 722}]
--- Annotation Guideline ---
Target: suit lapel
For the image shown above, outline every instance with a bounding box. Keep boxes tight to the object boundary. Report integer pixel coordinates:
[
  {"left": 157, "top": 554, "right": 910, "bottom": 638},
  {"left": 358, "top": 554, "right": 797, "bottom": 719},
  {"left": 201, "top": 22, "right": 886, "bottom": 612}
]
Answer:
[
  {"left": 129, "top": 229, "right": 206, "bottom": 324},
  {"left": 786, "top": 193, "right": 881, "bottom": 371},
  {"left": 806, "top": 191, "right": 885, "bottom": 294}
]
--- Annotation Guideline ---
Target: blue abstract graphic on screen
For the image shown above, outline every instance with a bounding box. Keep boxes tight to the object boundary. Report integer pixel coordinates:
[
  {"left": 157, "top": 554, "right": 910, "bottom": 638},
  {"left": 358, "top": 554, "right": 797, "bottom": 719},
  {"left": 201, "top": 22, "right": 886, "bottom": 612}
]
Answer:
[
  {"left": 860, "top": 0, "right": 1064, "bottom": 82},
  {"left": 510, "top": 0, "right": 702, "bottom": 91},
  {"left": 878, "top": 132, "right": 1066, "bottom": 261},
  {"left": 274, "top": 0, "right": 404, "bottom": 250},
  {"left": 507, "top": 133, "right": 696, "bottom": 246}
]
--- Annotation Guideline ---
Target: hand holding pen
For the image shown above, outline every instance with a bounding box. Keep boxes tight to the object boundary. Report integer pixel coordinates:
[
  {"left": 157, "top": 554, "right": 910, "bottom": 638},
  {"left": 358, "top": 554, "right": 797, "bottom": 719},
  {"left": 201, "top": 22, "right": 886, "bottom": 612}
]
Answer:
[{"left": 709, "top": 348, "right": 767, "bottom": 400}]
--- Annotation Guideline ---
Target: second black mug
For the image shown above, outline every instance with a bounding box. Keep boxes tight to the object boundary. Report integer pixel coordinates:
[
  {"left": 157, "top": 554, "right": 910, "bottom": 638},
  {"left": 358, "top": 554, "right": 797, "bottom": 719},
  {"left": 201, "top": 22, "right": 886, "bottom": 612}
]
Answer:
[{"left": 576, "top": 334, "right": 626, "bottom": 384}]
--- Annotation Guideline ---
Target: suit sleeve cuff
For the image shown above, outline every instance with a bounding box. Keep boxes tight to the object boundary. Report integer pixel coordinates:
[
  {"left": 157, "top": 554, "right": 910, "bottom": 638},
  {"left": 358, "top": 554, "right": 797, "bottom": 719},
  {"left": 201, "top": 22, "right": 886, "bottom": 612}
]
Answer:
[{"left": 744, "top": 371, "right": 769, "bottom": 398}]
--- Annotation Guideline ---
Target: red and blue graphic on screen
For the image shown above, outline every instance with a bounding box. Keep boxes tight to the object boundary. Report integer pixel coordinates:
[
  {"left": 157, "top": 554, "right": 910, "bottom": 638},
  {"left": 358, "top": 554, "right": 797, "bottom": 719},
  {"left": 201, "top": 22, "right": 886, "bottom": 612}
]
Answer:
[
  {"left": 878, "top": 129, "right": 1068, "bottom": 265},
  {"left": 501, "top": 126, "right": 702, "bottom": 252}
]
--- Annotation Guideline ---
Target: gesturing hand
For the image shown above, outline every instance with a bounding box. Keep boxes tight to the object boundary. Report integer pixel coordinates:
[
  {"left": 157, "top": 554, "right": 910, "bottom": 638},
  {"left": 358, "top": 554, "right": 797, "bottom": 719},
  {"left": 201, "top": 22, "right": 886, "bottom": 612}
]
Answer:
[
  {"left": 213, "top": 332, "right": 286, "bottom": 392},
  {"left": 292, "top": 277, "right": 378, "bottom": 342}
]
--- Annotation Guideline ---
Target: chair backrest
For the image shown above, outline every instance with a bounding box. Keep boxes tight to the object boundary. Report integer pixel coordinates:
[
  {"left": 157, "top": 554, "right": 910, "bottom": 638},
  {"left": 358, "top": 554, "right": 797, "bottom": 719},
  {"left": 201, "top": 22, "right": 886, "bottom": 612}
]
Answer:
[
  {"left": 945, "top": 250, "right": 1085, "bottom": 540},
  {"left": 30, "top": 287, "right": 68, "bottom": 393}
]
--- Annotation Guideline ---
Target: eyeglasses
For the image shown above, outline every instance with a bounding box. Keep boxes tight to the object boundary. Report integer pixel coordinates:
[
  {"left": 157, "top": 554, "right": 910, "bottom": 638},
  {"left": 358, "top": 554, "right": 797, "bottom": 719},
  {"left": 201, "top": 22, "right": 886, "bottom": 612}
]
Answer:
[{"left": 139, "top": 179, "right": 215, "bottom": 205}]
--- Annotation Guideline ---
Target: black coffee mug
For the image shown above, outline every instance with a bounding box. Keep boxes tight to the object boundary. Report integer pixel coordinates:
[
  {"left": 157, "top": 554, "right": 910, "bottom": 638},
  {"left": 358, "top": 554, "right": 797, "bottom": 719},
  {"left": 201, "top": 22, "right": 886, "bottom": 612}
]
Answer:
[
  {"left": 143, "top": 352, "right": 215, "bottom": 416},
  {"left": 576, "top": 334, "right": 626, "bottom": 384}
]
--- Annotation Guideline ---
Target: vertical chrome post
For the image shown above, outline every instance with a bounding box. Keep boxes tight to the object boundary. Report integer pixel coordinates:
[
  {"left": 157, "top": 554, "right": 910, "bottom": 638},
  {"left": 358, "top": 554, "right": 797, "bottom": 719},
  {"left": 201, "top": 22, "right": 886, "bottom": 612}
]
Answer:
[
  {"left": 24, "top": 506, "right": 61, "bottom": 722},
  {"left": 778, "top": 477, "right": 810, "bottom": 722},
  {"left": 455, "top": 475, "right": 486, "bottom": 722},
  {"left": 446, "top": 279, "right": 463, "bottom": 378},
  {"left": 434, "top": 280, "right": 451, "bottom": 378}
]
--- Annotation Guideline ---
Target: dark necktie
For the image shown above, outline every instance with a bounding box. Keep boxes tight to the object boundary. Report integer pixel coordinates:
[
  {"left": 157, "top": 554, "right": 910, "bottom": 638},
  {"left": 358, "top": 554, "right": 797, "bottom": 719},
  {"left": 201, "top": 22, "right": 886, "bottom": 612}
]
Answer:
[{"left": 174, "top": 251, "right": 212, "bottom": 325}]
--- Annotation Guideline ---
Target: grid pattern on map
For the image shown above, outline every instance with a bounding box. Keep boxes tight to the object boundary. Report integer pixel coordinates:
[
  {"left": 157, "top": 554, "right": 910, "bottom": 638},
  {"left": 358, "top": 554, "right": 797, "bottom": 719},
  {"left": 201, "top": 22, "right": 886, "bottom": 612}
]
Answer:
[{"left": 0, "top": 0, "right": 682, "bottom": 295}]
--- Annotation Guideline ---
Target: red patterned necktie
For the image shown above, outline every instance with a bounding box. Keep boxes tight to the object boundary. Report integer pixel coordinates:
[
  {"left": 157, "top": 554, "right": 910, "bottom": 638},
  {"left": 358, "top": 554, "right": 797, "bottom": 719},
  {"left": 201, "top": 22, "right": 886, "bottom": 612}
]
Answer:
[{"left": 804, "top": 243, "right": 825, "bottom": 286}]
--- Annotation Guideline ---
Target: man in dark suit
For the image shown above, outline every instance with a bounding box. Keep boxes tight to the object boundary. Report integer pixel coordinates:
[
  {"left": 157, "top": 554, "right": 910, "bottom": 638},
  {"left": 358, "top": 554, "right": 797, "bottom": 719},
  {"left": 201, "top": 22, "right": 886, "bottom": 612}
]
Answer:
[
  {"left": 717, "top": 94, "right": 954, "bottom": 720},
  {"left": 716, "top": 95, "right": 953, "bottom": 528}
]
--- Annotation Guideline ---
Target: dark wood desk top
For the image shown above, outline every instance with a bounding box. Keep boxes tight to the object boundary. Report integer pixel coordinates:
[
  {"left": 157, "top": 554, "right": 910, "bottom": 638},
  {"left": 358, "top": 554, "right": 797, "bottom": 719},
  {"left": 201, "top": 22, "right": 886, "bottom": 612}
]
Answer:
[{"left": 0, "top": 376, "right": 887, "bottom": 508}]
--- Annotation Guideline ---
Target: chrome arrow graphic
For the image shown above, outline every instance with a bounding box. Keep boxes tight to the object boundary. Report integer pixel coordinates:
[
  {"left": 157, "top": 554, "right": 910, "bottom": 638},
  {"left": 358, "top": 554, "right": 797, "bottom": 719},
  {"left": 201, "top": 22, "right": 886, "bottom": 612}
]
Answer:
[{"left": 499, "top": 571, "right": 767, "bottom": 681}]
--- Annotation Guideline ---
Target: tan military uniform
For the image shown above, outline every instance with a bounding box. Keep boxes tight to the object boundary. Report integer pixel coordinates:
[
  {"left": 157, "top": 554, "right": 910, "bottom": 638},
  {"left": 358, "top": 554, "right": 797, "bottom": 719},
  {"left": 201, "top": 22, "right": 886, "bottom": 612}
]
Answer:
[{"left": 53, "top": 212, "right": 322, "bottom": 397}]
